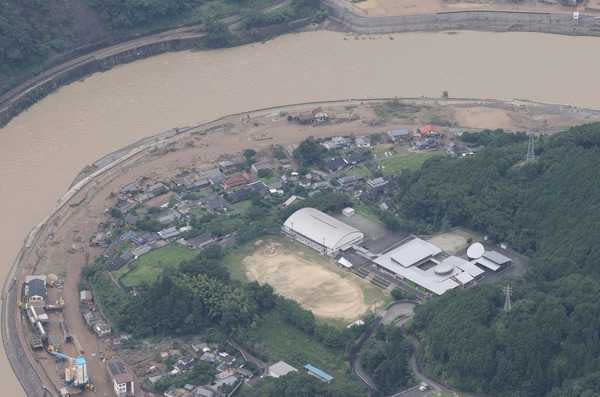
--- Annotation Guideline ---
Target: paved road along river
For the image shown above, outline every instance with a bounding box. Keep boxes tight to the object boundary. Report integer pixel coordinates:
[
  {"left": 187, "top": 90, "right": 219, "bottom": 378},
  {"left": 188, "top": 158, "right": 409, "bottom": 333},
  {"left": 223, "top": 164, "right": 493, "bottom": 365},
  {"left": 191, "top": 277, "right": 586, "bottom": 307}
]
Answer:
[{"left": 2, "top": 29, "right": 600, "bottom": 395}]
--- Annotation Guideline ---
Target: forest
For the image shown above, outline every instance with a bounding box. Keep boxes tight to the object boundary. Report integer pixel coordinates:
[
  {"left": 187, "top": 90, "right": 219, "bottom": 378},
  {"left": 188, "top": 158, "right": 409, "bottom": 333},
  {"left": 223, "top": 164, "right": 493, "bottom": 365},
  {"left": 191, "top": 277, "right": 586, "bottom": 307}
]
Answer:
[
  {"left": 401, "top": 124, "right": 600, "bottom": 397},
  {"left": 0, "top": 0, "right": 323, "bottom": 95}
]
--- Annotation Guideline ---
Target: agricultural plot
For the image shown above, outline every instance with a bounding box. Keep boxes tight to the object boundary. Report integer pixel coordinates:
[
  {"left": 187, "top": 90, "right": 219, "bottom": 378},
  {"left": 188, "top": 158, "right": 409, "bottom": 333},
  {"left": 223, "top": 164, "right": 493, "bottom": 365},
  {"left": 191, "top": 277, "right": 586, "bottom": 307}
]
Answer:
[
  {"left": 379, "top": 151, "right": 441, "bottom": 175},
  {"left": 115, "top": 244, "right": 197, "bottom": 287}
]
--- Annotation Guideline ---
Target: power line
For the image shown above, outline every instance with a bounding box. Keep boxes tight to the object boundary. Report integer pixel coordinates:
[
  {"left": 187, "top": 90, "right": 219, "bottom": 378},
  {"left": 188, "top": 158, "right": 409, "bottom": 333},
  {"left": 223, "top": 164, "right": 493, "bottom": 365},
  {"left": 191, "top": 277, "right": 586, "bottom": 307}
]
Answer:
[
  {"left": 503, "top": 284, "right": 512, "bottom": 312},
  {"left": 526, "top": 134, "right": 535, "bottom": 162}
]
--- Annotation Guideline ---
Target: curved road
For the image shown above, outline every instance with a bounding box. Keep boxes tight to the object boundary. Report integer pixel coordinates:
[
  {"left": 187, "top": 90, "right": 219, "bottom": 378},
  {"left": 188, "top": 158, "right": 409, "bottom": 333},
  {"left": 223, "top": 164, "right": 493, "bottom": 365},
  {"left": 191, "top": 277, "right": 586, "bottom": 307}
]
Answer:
[{"left": 353, "top": 301, "right": 480, "bottom": 397}]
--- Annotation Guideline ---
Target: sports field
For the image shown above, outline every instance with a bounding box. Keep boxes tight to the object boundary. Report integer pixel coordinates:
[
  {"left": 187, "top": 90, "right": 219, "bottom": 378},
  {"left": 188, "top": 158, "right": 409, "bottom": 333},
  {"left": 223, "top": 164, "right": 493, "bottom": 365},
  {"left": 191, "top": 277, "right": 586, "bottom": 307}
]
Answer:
[{"left": 236, "top": 238, "right": 385, "bottom": 320}]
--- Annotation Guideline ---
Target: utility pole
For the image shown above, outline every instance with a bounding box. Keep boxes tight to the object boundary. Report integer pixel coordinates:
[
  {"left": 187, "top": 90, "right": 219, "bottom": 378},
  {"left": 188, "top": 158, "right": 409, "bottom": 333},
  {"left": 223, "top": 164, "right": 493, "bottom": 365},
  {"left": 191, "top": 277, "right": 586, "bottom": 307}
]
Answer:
[
  {"left": 526, "top": 134, "right": 535, "bottom": 162},
  {"left": 503, "top": 284, "right": 512, "bottom": 312}
]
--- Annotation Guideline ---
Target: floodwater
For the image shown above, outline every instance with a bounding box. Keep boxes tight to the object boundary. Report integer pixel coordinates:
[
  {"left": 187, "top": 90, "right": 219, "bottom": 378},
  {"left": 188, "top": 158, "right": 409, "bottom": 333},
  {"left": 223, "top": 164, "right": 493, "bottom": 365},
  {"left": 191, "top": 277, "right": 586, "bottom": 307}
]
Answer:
[{"left": 1, "top": 29, "right": 600, "bottom": 394}]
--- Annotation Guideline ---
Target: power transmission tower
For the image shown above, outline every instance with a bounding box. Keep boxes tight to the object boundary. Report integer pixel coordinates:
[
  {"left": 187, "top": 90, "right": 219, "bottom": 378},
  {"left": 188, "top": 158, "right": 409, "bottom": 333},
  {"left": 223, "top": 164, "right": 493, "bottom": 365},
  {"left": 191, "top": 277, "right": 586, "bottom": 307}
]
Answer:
[
  {"left": 503, "top": 284, "right": 512, "bottom": 312},
  {"left": 526, "top": 134, "right": 535, "bottom": 162}
]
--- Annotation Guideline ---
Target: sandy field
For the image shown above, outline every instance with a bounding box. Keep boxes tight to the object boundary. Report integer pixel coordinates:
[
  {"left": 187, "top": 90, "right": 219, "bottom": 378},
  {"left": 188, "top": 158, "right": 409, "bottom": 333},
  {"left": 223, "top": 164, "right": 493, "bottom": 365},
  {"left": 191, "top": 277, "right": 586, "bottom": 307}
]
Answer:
[
  {"left": 243, "top": 241, "right": 372, "bottom": 319},
  {"left": 454, "top": 106, "right": 515, "bottom": 130},
  {"left": 428, "top": 229, "right": 474, "bottom": 254},
  {"left": 353, "top": 0, "right": 590, "bottom": 16}
]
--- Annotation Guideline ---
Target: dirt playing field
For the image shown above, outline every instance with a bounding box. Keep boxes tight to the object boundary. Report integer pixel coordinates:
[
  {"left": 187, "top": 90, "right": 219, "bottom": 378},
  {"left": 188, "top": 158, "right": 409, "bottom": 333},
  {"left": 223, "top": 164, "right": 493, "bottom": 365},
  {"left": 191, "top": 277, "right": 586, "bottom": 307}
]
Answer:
[
  {"left": 353, "top": 0, "right": 590, "bottom": 16},
  {"left": 428, "top": 229, "right": 475, "bottom": 254},
  {"left": 243, "top": 240, "right": 375, "bottom": 319}
]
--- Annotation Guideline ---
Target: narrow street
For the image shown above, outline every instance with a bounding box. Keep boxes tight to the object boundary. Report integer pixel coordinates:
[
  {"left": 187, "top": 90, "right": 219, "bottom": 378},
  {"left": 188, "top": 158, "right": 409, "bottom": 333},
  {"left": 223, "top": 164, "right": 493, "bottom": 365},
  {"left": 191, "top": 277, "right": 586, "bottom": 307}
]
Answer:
[{"left": 351, "top": 301, "right": 479, "bottom": 397}]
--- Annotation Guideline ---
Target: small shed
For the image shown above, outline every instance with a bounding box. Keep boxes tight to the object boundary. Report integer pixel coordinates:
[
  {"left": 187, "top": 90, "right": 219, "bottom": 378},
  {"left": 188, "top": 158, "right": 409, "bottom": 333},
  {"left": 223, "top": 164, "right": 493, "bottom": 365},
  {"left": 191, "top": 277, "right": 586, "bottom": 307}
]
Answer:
[
  {"left": 268, "top": 361, "right": 298, "bottom": 378},
  {"left": 80, "top": 290, "right": 93, "bottom": 303},
  {"left": 304, "top": 364, "right": 334, "bottom": 383}
]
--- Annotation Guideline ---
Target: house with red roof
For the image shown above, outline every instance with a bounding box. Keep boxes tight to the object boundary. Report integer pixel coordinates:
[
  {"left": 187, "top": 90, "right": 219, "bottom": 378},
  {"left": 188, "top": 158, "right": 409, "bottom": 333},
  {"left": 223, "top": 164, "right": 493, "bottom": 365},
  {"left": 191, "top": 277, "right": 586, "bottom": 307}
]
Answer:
[
  {"left": 222, "top": 172, "right": 252, "bottom": 190},
  {"left": 418, "top": 124, "right": 441, "bottom": 136}
]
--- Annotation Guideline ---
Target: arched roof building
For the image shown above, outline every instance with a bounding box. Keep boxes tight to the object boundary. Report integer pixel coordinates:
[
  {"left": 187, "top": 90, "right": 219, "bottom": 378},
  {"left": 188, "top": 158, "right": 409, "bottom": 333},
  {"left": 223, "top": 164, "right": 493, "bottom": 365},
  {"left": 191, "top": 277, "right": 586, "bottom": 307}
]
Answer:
[{"left": 282, "top": 207, "right": 364, "bottom": 255}]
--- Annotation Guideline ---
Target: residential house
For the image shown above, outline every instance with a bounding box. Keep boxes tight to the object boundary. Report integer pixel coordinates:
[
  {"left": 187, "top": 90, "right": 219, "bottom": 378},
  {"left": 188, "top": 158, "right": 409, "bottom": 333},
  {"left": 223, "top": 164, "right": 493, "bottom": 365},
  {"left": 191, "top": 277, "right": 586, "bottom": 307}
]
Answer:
[
  {"left": 222, "top": 173, "right": 252, "bottom": 190},
  {"left": 367, "top": 177, "right": 388, "bottom": 190},
  {"left": 387, "top": 128, "right": 411, "bottom": 142},
  {"left": 251, "top": 159, "right": 275, "bottom": 175},
  {"left": 418, "top": 124, "right": 441, "bottom": 137},
  {"left": 158, "top": 226, "right": 181, "bottom": 240},
  {"left": 321, "top": 136, "right": 351, "bottom": 150},
  {"left": 337, "top": 175, "right": 363, "bottom": 187},
  {"left": 192, "top": 386, "right": 215, "bottom": 397},
  {"left": 218, "top": 160, "right": 241, "bottom": 174},
  {"left": 80, "top": 290, "right": 93, "bottom": 303},
  {"left": 187, "top": 234, "right": 215, "bottom": 250},
  {"left": 24, "top": 276, "right": 48, "bottom": 306},
  {"left": 132, "top": 244, "right": 153, "bottom": 258},
  {"left": 107, "top": 359, "right": 135, "bottom": 397},
  {"left": 325, "top": 157, "right": 348, "bottom": 173},
  {"left": 203, "top": 196, "right": 228, "bottom": 213},
  {"left": 202, "top": 169, "right": 226, "bottom": 186},
  {"left": 157, "top": 209, "right": 181, "bottom": 225},
  {"left": 355, "top": 136, "right": 371, "bottom": 148},
  {"left": 110, "top": 251, "right": 134, "bottom": 270},
  {"left": 225, "top": 188, "right": 251, "bottom": 204}
]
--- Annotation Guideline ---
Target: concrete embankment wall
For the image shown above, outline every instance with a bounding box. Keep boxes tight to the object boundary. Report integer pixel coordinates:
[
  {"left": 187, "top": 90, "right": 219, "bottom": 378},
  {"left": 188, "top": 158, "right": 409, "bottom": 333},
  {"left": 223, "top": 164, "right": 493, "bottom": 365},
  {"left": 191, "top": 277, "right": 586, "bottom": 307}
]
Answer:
[{"left": 325, "top": 2, "right": 600, "bottom": 35}]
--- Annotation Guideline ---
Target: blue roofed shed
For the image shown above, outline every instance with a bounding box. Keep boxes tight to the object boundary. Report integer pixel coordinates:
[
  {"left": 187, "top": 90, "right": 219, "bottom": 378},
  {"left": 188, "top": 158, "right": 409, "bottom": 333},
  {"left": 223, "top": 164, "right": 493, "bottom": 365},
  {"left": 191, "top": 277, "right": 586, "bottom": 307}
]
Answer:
[{"left": 304, "top": 364, "right": 334, "bottom": 383}]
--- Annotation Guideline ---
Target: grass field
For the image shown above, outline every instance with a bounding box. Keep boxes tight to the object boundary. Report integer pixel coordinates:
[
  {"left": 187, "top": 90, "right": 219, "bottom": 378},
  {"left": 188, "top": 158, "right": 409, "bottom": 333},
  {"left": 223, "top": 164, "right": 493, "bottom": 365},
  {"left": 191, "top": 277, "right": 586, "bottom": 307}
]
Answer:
[
  {"left": 243, "top": 311, "right": 366, "bottom": 392},
  {"left": 342, "top": 164, "right": 373, "bottom": 179},
  {"left": 115, "top": 244, "right": 197, "bottom": 287},
  {"left": 379, "top": 151, "right": 442, "bottom": 175}
]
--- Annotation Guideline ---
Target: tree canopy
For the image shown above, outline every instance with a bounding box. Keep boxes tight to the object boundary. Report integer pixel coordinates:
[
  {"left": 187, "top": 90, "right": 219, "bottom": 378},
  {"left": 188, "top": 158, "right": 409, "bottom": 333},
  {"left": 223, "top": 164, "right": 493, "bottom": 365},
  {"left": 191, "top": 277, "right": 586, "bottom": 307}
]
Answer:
[{"left": 405, "top": 124, "right": 600, "bottom": 396}]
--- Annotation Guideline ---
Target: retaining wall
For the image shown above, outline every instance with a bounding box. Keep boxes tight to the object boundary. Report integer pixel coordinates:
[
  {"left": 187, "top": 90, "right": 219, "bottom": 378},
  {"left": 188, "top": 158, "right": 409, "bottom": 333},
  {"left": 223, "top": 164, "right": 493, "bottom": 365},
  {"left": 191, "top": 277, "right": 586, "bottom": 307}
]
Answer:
[{"left": 325, "top": 1, "right": 600, "bottom": 35}]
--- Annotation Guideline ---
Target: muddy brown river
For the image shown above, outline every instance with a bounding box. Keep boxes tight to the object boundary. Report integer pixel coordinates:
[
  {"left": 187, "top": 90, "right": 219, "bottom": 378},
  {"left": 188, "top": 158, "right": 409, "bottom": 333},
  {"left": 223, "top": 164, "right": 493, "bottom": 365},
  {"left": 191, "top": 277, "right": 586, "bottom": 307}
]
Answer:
[{"left": 1, "top": 30, "right": 600, "bottom": 394}]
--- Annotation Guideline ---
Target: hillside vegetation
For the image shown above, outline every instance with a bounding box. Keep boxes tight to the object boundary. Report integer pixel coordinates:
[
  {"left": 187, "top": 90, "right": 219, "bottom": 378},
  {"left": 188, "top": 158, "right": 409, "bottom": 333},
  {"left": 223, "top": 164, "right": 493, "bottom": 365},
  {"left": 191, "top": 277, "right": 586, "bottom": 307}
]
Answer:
[
  {"left": 0, "top": 0, "right": 323, "bottom": 96},
  {"left": 395, "top": 125, "right": 600, "bottom": 396}
]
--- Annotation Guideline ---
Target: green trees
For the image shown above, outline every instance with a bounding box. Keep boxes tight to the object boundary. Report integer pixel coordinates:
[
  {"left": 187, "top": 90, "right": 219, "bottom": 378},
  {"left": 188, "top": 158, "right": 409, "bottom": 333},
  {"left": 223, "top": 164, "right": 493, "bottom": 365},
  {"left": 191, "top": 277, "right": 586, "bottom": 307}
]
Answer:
[
  {"left": 359, "top": 326, "right": 412, "bottom": 394},
  {"left": 293, "top": 138, "right": 328, "bottom": 167},
  {"left": 86, "top": 0, "right": 199, "bottom": 28},
  {"left": 204, "top": 21, "right": 235, "bottom": 48},
  {"left": 240, "top": 372, "right": 363, "bottom": 397},
  {"left": 405, "top": 124, "right": 600, "bottom": 396}
]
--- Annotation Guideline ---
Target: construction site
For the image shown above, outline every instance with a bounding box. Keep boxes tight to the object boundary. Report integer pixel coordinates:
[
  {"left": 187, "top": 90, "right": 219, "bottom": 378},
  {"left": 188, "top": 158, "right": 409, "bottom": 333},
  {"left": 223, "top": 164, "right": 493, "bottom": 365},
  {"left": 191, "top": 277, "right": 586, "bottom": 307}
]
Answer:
[{"left": 21, "top": 274, "right": 102, "bottom": 397}]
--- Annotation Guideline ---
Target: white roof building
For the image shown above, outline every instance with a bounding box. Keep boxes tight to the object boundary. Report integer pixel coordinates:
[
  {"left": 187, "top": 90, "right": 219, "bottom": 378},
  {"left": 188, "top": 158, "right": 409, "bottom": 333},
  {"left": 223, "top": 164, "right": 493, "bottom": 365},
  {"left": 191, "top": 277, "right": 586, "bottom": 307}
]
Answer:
[
  {"left": 374, "top": 238, "right": 482, "bottom": 295},
  {"left": 282, "top": 208, "right": 364, "bottom": 255},
  {"left": 268, "top": 361, "right": 298, "bottom": 378},
  {"left": 388, "top": 238, "right": 442, "bottom": 268}
]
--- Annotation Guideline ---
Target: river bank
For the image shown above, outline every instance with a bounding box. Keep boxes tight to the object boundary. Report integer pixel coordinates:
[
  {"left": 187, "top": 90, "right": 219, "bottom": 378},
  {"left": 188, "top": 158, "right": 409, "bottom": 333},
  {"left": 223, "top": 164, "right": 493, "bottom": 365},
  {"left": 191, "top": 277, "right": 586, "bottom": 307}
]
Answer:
[
  {"left": 3, "top": 4, "right": 600, "bottom": 129},
  {"left": 4, "top": 97, "right": 600, "bottom": 396}
]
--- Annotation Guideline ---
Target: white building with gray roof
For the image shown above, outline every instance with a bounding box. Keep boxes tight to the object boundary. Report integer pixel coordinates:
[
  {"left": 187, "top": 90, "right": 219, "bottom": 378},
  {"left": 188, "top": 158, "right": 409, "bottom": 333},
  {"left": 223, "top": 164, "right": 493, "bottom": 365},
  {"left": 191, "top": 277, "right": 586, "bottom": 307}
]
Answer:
[
  {"left": 282, "top": 208, "right": 364, "bottom": 256},
  {"left": 373, "top": 238, "right": 487, "bottom": 295}
]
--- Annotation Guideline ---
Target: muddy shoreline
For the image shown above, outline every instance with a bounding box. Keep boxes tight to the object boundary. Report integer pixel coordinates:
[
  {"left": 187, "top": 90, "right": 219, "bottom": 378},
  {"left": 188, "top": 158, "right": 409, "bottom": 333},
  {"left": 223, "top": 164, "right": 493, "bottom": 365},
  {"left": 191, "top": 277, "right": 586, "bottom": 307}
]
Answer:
[
  {"left": 3, "top": 97, "right": 600, "bottom": 396},
  {"left": 2, "top": 7, "right": 600, "bottom": 129}
]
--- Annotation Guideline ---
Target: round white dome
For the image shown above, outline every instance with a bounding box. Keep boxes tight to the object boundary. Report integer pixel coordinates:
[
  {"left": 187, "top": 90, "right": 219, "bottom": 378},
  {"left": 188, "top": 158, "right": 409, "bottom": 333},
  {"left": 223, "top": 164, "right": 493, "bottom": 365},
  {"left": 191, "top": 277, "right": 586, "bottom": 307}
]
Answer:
[
  {"left": 434, "top": 263, "right": 454, "bottom": 275},
  {"left": 467, "top": 242, "right": 485, "bottom": 259}
]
